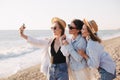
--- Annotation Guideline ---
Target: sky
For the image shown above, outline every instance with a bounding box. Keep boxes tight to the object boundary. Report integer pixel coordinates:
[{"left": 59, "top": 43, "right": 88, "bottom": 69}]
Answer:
[{"left": 0, "top": 0, "right": 120, "bottom": 30}]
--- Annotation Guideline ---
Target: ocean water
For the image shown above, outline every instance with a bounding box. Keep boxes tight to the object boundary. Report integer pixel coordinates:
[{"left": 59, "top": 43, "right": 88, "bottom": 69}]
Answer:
[{"left": 0, "top": 30, "right": 120, "bottom": 78}]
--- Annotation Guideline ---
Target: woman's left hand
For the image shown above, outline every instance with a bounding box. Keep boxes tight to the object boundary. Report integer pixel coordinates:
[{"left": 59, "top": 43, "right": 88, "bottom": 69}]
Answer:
[
  {"left": 60, "top": 35, "right": 69, "bottom": 45},
  {"left": 77, "top": 49, "right": 89, "bottom": 59},
  {"left": 77, "top": 49, "right": 85, "bottom": 57},
  {"left": 62, "top": 40, "right": 69, "bottom": 45}
]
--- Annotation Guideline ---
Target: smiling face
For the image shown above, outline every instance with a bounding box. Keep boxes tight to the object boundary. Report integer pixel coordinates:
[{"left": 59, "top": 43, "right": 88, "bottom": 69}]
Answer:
[
  {"left": 51, "top": 22, "right": 63, "bottom": 36},
  {"left": 81, "top": 24, "right": 90, "bottom": 38},
  {"left": 68, "top": 22, "right": 80, "bottom": 35}
]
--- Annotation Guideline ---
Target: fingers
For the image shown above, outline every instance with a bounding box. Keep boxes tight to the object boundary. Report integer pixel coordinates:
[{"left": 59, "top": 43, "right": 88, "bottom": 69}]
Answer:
[
  {"left": 19, "top": 24, "right": 26, "bottom": 34},
  {"left": 77, "top": 49, "right": 85, "bottom": 54},
  {"left": 62, "top": 40, "right": 69, "bottom": 45},
  {"left": 60, "top": 34, "right": 66, "bottom": 44},
  {"left": 61, "top": 34, "right": 66, "bottom": 40}
]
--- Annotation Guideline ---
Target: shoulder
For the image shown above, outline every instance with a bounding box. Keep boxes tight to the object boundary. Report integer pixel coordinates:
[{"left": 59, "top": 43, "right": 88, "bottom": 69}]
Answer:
[
  {"left": 78, "top": 35, "right": 86, "bottom": 41},
  {"left": 78, "top": 36, "right": 86, "bottom": 44},
  {"left": 80, "top": 37, "right": 86, "bottom": 42},
  {"left": 45, "top": 37, "right": 54, "bottom": 45},
  {"left": 87, "top": 39, "right": 103, "bottom": 50},
  {"left": 77, "top": 36, "right": 87, "bottom": 49}
]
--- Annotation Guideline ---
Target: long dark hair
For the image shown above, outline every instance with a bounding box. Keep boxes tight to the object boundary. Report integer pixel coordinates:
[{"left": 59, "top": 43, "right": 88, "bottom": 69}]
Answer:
[
  {"left": 72, "top": 19, "right": 84, "bottom": 34},
  {"left": 87, "top": 26, "right": 102, "bottom": 43}
]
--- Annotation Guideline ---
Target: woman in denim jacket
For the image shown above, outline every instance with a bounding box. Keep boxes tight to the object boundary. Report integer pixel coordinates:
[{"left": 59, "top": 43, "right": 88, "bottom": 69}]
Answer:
[
  {"left": 77, "top": 19, "right": 116, "bottom": 80},
  {"left": 61, "top": 19, "right": 91, "bottom": 80}
]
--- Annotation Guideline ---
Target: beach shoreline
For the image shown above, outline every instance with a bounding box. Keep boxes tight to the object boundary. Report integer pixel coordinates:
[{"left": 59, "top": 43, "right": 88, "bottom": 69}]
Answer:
[{"left": 0, "top": 37, "right": 120, "bottom": 80}]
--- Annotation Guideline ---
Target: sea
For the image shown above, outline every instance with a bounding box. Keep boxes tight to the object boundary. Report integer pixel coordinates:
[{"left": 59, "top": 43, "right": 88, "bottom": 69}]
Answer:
[{"left": 0, "top": 30, "right": 120, "bottom": 78}]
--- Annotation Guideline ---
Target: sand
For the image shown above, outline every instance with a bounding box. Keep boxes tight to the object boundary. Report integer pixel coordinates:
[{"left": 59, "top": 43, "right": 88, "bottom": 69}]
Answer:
[{"left": 0, "top": 37, "right": 120, "bottom": 80}]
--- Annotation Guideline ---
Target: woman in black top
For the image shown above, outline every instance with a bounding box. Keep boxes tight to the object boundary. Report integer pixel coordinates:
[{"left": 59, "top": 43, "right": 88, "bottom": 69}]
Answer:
[{"left": 19, "top": 17, "right": 69, "bottom": 80}]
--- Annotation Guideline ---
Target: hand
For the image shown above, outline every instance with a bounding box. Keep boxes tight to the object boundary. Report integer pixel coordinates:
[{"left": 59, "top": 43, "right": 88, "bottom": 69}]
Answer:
[
  {"left": 19, "top": 24, "right": 28, "bottom": 40},
  {"left": 77, "top": 49, "right": 88, "bottom": 59},
  {"left": 77, "top": 49, "right": 85, "bottom": 57},
  {"left": 61, "top": 34, "right": 66, "bottom": 40},
  {"left": 62, "top": 40, "right": 69, "bottom": 45},
  {"left": 19, "top": 24, "right": 26, "bottom": 35},
  {"left": 78, "top": 49, "right": 89, "bottom": 60},
  {"left": 60, "top": 34, "right": 68, "bottom": 45}
]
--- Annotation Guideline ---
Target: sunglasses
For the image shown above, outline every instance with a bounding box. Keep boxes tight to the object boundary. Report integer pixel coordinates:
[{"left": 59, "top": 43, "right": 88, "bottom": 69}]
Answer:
[
  {"left": 51, "top": 26, "right": 57, "bottom": 30},
  {"left": 68, "top": 24, "right": 77, "bottom": 30}
]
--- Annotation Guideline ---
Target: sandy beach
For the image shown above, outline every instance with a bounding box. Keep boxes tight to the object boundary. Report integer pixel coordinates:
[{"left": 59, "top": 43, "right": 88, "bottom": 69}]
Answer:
[{"left": 0, "top": 37, "right": 120, "bottom": 80}]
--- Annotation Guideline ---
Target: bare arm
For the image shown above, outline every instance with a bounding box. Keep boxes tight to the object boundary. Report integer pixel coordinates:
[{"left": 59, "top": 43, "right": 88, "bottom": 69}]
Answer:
[{"left": 19, "top": 24, "right": 50, "bottom": 48}]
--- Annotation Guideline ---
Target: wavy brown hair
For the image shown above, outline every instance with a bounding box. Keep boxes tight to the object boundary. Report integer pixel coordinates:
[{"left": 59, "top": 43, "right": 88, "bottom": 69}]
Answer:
[{"left": 87, "top": 26, "right": 102, "bottom": 43}]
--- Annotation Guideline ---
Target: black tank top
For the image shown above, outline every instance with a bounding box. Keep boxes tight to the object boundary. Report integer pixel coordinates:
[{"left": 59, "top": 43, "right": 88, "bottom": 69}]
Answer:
[{"left": 50, "top": 39, "right": 66, "bottom": 64}]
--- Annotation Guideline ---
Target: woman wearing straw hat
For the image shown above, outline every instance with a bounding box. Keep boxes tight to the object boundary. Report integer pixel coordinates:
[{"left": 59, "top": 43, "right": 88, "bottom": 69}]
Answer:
[
  {"left": 60, "top": 19, "right": 91, "bottom": 80},
  {"left": 19, "top": 17, "right": 69, "bottom": 80},
  {"left": 77, "top": 19, "right": 116, "bottom": 80}
]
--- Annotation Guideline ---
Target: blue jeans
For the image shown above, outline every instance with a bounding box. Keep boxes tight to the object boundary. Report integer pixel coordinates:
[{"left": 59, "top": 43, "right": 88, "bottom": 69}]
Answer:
[
  {"left": 48, "top": 63, "right": 69, "bottom": 80},
  {"left": 98, "top": 67, "right": 116, "bottom": 80}
]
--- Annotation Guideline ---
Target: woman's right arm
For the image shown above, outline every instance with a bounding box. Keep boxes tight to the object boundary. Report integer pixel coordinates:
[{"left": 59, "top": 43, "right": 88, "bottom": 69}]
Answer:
[
  {"left": 19, "top": 25, "right": 28, "bottom": 40},
  {"left": 19, "top": 25, "right": 49, "bottom": 48}
]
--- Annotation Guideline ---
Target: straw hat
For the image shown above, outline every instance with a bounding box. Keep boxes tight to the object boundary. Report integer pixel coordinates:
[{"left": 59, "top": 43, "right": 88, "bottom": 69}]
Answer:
[
  {"left": 51, "top": 17, "right": 66, "bottom": 28},
  {"left": 83, "top": 19, "right": 98, "bottom": 33}
]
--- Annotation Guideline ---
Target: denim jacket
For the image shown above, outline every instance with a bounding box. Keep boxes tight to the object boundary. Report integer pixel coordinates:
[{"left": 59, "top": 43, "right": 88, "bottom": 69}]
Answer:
[
  {"left": 86, "top": 39, "right": 116, "bottom": 75},
  {"left": 61, "top": 35, "right": 88, "bottom": 71}
]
